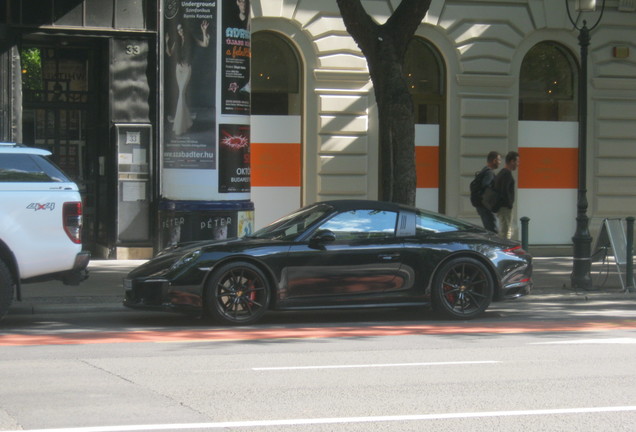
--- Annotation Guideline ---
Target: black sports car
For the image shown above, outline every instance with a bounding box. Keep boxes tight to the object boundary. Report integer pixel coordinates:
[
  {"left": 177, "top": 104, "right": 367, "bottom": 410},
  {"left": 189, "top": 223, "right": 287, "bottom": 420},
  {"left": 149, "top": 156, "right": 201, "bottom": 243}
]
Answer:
[{"left": 124, "top": 200, "right": 532, "bottom": 324}]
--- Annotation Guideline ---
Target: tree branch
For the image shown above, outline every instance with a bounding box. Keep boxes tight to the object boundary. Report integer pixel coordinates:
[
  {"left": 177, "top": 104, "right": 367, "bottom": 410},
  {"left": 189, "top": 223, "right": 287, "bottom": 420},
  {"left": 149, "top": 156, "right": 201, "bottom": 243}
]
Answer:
[
  {"left": 335, "top": 0, "right": 378, "bottom": 57},
  {"left": 385, "top": 0, "right": 432, "bottom": 53}
]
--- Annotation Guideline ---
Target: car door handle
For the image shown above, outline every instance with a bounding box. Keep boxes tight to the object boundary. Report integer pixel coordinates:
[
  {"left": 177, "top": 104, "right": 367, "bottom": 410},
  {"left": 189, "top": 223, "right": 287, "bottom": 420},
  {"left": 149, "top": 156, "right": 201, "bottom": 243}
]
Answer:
[{"left": 379, "top": 253, "right": 401, "bottom": 261}]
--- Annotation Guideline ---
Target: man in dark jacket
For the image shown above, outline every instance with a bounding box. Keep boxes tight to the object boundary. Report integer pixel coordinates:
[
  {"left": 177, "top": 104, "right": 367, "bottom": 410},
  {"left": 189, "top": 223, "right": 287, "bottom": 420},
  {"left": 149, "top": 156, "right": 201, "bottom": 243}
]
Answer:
[
  {"left": 475, "top": 151, "right": 501, "bottom": 233},
  {"left": 494, "top": 151, "right": 519, "bottom": 239}
]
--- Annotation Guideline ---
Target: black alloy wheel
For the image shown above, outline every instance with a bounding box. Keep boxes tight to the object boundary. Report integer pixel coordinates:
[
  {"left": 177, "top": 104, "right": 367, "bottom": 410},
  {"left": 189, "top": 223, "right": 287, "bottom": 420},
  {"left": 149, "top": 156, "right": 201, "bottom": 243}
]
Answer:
[
  {"left": 432, "top": 257, "right": 494, "bottom": 319},
  {"left": 205, "top": 261, "right": 271, "bottom": 325},
  {"left": 0, "top": 260, "right": 14, "bottom": 320}
]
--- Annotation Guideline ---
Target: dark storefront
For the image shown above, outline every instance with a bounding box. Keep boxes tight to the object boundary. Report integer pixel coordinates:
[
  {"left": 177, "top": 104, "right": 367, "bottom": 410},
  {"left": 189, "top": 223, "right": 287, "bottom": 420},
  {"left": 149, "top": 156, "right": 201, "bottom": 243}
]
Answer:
[{"left": 0, "top": 0, "right": 159, "bottom": 258}]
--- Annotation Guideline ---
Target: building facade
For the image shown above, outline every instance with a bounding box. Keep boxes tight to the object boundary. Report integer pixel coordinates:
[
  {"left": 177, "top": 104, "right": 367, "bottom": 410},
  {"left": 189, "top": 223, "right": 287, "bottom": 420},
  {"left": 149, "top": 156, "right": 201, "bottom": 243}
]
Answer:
[{"left": 1, "top": 0, "right": 635, "bottom": 258}]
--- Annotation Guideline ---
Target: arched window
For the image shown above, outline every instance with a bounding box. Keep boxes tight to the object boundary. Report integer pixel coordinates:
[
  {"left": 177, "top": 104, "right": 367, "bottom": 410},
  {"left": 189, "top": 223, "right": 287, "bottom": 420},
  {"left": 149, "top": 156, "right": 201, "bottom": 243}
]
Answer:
[
  {"left": 404, "top": 38, "right": 444, "bottom": 125},
  {"left": 251, "top": 32, "right": 301, "bottom": 115},
  {"left": 519, "top": 42, "right": 578, "bottom": 121},
  {"left": 404, "top": 37, "right": 447, "bottom": 212}
]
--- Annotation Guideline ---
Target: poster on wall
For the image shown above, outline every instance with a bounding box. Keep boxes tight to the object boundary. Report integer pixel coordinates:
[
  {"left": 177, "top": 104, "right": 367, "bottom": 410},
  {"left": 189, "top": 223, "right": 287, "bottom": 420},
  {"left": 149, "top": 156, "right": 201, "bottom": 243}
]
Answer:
[
  {"left": 222, "top": 0, "right": 251, "bottom": 115},
  {"left": 163, "top": 0, "right": 217, "bottom": 169},
  {"left": 219, "top": 124, "right": 250, "bottom": 193}
]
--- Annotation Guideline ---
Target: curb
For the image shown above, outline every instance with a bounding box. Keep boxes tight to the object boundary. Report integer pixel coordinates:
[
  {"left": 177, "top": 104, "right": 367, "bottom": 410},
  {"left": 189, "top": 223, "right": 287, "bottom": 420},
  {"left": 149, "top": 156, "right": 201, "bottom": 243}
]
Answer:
[
  {"left": 519, "top": 292, "right": 633, "bottom": 303},
  {"left": 8, "top": 302, "right": 126, "bottom": 316},
  {"left": 8, "top": 292, "right": 633, "bottom": 317}
]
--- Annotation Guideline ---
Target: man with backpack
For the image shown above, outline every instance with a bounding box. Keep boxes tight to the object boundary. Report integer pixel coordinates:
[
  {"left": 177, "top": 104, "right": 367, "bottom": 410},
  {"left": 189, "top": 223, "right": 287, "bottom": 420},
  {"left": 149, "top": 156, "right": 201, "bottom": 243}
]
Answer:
[
  {"left": 493, "top": 151, "right": 520, "bottom": 240},
  {"left": 471, "top": 151, "right": 501, "bottom": 233}
]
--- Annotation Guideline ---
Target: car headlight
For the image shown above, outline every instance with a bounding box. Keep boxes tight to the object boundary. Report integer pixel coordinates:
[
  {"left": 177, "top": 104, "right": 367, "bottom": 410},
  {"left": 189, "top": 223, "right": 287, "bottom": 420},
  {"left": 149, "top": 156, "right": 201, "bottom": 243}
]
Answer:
[{"left": 169, "top": 250, "right": 202, "bottom": 271}]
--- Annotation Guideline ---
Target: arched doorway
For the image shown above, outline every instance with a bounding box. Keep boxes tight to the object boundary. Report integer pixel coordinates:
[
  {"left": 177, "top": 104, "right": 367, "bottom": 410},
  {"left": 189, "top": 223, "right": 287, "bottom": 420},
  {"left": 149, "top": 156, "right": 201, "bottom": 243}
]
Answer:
[
  {"left": 405, "top": 38, "right": 446, "bottom": 212},
  {"left": 517, "top": 41, "right": 579, "bottom": 245},
  {"left": 250, "top": 31, "right": 302, "bottom": 228}
]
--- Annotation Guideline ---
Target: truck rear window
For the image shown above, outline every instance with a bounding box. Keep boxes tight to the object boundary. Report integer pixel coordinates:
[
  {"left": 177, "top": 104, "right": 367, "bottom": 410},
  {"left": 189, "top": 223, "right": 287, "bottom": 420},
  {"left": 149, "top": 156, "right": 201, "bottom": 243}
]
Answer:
[{"left": 0, "top": 154, "right": 71, "bottom": 182}]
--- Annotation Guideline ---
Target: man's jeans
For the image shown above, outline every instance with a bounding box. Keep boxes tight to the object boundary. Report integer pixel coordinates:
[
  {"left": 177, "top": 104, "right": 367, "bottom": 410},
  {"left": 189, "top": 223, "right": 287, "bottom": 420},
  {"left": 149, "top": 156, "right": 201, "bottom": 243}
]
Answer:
[
  {"left": 497, "top": 206, "right": 513, "bottom": 239},
  {"left": 476, "top": 205, "right": 497, "bottom": 233}
]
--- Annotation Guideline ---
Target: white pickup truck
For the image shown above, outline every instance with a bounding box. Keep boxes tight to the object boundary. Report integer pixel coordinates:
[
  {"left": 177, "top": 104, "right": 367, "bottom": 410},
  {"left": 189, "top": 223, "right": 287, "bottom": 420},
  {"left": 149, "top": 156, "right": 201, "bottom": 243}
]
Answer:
[{"left": 0, "top": 143, "right": 90, "bottom": 319}]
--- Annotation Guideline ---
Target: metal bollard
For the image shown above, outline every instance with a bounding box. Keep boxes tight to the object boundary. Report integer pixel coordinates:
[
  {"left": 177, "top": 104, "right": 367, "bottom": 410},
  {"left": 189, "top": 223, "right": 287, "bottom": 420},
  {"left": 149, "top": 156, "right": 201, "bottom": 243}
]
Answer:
[
  {"left": 520, "top": 216, "right": 530, "bottom": 252},
  {"left": 626, "top": 216, "right": 635, "bottom": 293}
]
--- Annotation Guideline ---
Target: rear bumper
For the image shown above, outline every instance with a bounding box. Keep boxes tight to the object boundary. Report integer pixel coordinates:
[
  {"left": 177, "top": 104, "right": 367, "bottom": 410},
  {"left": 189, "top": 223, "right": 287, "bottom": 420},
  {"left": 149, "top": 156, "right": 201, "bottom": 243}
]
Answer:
[
  {"left": 20, "top": 251, "right": 90, "bottom": 286},
  {"left": 498, "top": 260, "right": 533, "bottom": 300},
  {"left": 60, "top": 251, "right": 91, "bottom": 285},
  {"left": 500, "top": 279, "right": 532, "bottom": 299}
]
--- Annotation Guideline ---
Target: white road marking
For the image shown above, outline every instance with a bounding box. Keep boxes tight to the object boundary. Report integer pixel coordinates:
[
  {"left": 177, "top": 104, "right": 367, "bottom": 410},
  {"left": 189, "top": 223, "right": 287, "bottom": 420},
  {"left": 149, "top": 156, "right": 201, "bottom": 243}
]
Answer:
[
  {"left": 531, "top": 338, "right": 636, "bottom": 345},
  {"left": 9, "top": 406, "right": 636, "bottom": 432},
  {"left": 252, "top": 360, "right": 500, "bottom": 371}
]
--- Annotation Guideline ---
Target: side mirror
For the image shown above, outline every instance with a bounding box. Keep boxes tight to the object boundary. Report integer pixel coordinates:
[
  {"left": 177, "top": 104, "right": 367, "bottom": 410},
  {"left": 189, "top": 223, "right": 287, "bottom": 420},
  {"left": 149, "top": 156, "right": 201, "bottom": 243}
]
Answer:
[{"left": 309, "top": 229, "right": 336, "bottom": 248}]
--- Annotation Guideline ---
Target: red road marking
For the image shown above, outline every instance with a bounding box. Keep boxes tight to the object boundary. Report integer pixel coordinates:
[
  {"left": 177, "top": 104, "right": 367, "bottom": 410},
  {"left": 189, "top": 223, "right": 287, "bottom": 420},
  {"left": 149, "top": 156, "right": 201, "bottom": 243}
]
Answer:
[{"left": 2, "top": 320, "right": 636, "bottom": 346}]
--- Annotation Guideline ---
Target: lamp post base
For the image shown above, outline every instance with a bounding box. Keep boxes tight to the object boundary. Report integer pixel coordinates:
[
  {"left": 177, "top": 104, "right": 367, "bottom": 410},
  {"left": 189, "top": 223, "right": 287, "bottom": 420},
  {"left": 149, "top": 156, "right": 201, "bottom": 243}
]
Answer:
[{"left": 571, "top": 232, "right": 593, "bottom": 290}]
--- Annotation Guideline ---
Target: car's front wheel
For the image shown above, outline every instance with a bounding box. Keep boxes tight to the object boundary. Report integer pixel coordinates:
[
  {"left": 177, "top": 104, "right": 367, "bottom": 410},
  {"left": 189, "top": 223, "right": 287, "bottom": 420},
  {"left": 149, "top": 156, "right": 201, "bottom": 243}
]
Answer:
[
  {"left": 0, "top": 260, "right": 14, "bottom": 320},
  {"left": 432, "top": 257, "right": 494, "bottom": 319},
  {"left": 204, "top": 261, "right": 271, "bottom": 325}
]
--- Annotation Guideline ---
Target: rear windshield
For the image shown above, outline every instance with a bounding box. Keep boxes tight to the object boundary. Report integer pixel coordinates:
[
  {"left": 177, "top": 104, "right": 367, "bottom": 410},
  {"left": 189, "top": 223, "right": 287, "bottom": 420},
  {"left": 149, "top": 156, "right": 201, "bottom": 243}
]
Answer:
[{"left": 0, "top": 154, "right": 71, "bottom": 182}]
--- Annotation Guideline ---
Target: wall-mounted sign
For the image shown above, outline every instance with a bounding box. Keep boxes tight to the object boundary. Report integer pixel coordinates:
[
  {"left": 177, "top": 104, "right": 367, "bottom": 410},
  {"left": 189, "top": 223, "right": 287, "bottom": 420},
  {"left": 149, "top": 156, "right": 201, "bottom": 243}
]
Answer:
[
  {"left": 222, "top": 0, "right": 250, "bottom": 115},
  {"left": 219, "top": 123, "right": 250, "bottom": 193}
]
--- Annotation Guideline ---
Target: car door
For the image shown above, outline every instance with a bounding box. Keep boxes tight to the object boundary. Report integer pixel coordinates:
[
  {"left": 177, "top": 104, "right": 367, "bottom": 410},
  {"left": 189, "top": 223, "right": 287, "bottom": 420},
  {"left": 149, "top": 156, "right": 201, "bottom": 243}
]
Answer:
[{"left": 280, "top": 208, "right": 406, "bottom": 306}]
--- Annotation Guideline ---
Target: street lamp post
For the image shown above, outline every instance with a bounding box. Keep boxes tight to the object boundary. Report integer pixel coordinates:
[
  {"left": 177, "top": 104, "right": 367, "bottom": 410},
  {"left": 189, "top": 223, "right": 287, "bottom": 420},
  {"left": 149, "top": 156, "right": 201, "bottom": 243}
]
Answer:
[{"left": 565, "top": 0, "right": 605, "bottom": 291}]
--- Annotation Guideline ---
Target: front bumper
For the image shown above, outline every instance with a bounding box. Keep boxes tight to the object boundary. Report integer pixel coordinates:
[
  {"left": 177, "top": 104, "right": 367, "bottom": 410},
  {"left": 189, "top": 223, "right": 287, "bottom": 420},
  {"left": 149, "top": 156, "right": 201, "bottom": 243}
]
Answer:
[{"left": 123, "top": 277, "right": 203, "bottom": 315}]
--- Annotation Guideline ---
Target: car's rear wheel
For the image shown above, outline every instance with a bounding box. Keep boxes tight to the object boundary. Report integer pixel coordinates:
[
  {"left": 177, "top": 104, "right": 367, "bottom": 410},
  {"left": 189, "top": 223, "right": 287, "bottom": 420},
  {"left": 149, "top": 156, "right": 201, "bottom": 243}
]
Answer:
[
  {"left": 204, "top": 262, "right": 271, "bottom": 325},
  {"left": 432, "top": 257, "right": 493, "bottom": 319},
  {"left": 0, "top": 260, "right": 14, "bottom": 320}
]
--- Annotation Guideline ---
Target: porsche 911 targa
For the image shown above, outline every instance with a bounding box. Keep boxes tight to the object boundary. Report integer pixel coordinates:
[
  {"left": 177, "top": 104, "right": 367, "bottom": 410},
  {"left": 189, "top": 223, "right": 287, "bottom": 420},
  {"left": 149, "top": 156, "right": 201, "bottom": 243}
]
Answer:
[{"left": 124, "top": 200, "right": 532, "bottom": 324}]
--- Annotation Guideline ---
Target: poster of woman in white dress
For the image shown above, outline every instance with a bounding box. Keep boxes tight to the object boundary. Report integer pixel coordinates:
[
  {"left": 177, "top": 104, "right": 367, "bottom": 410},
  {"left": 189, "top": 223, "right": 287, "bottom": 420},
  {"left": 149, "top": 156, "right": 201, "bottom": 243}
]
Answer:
[{"left": 163, "top": 0, "right": 217, "bottom": 170}]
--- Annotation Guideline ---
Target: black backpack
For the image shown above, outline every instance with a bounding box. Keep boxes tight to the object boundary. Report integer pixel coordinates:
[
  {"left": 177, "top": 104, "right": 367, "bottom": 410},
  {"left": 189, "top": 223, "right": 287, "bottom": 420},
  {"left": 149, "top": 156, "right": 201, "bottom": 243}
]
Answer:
[{"left": 469, "top": 168, "right": 489, "bottom": 207}]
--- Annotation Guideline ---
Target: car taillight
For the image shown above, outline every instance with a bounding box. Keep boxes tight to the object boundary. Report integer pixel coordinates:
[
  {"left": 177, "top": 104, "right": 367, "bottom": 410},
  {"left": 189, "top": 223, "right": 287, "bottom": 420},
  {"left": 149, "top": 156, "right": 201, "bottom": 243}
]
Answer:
[
  {"left": 503, "top": 245, "right": 527, "bottom": 256},
  {"left": 63, "top": 202, "right": 83, "bottom": 244}
]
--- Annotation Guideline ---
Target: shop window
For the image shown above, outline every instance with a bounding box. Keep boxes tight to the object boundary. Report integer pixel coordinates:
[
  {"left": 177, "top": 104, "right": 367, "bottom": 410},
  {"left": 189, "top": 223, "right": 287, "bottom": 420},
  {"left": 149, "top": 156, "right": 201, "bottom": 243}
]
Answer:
[
  {"left": 19, "top": 0, "right": 52, "bottom": 26},
  {"left": 86, "top": 0, "right": 114, "bottom": 27},
  {"left": 9, "top": 0, "right": 152, "bottom": 30},
  {"left": 251, "top": 32, "right": 301, "bottom": 115},
  {"left": 404, "top": 38, "right": 445, "bottom": 125},
  {"left": 519, "top": 42, "right": 578, "bottom": 121},
  {"left": 115, "top": 0, "right": 145, "bottom": 29},
  {"left": 54, "top": 0, "right": 82, "bottom": 25}
]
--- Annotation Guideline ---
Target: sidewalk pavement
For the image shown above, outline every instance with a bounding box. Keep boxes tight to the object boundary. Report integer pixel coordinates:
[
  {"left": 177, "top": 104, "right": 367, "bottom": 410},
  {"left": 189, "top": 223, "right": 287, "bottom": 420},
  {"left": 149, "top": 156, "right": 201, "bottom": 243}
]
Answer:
[{"left": 8, "top": 255, "right": 635, "bottom": 316}]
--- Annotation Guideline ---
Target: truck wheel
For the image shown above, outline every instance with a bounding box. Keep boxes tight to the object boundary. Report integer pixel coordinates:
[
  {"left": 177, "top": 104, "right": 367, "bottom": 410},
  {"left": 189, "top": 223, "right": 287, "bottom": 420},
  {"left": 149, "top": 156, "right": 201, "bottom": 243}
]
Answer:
[{"left": 0, "top": 260, "right": 14, "bottom": 320}]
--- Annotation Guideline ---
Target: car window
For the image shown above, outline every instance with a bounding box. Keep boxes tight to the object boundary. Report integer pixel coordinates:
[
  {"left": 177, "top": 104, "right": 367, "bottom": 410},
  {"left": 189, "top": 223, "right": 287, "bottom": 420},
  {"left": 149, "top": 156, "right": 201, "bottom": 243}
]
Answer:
[
  {"left": 319, "top": 209, "right": 398, "bottom": 241},
  {"left": 0, "top": 154, "right": 70, "bottom": 182},
  {"left": 416, "top": 211, "right": 473, "bottom": 234}
]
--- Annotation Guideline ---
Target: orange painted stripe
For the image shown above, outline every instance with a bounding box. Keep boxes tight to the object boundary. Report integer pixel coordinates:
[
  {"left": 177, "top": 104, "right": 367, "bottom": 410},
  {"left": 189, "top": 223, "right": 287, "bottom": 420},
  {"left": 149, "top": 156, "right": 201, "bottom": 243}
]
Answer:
[
  {"left": 1, "top": 320, "right": 635, "bottom": 346},
  {"left": 518, "top": 147, "right": 578, "bottom": 189},
  {"left": 251, "top": 143, "right": 301, "bottom": 187},
  {"left": 415, "top": 146, "right": 439, "bottom": 188}
]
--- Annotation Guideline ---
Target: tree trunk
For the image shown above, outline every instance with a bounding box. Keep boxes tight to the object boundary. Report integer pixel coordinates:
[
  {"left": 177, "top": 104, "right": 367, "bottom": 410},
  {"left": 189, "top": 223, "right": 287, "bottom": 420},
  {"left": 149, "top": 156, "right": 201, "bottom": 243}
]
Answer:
[{"left": 336, "top": 0, "right": 431, "bottom": 206}]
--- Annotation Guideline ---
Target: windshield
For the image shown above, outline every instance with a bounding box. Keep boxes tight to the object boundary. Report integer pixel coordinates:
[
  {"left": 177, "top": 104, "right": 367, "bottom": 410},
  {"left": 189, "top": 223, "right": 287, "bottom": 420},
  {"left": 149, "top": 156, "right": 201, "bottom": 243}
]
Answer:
[{"left": 250, "top": 203, "right": 333, "bottom": 240}]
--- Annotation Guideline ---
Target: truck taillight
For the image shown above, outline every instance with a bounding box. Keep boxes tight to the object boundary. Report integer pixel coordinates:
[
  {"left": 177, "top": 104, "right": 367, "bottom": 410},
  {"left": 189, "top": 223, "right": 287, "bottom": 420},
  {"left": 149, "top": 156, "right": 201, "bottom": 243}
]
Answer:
[{"left": 63, "top": 202, "right": 83, "bottom": 244}]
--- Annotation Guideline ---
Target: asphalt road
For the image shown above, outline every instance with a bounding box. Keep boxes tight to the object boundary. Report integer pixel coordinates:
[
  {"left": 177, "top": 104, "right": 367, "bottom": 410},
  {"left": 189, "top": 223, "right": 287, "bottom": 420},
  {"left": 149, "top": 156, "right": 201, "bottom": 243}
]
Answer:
[
  {"left": 1, "top": 257, "right": 635, "bottom": 431},
  {"left": 1, "top": 300, "right": 636, "bottom": 431}
]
